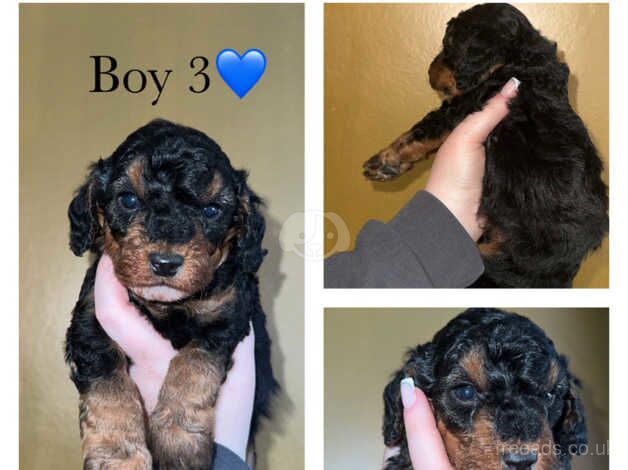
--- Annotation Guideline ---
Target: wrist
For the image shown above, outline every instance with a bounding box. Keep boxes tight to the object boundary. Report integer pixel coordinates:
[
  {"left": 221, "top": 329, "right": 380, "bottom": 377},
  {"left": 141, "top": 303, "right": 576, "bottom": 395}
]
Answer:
[{"left": 424, "top": 189, "right": 483, "bottom": 241}]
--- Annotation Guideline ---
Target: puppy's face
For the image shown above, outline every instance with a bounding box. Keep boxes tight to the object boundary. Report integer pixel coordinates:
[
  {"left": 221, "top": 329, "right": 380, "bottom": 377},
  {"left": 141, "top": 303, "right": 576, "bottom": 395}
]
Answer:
[
  {"left": 428, "top": 4, "right": 532, "bottom": 96},
  {"left": 384, "top": 309, "right": 587, "bottom": 470},
  {"left": 69, "top": 119, "right": 265, "bottom": 302}
]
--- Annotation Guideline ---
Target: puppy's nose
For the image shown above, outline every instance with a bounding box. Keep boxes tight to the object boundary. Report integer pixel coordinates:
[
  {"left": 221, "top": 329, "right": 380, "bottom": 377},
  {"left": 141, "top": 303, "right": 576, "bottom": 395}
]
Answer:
[
  {"left": 149, "top": 253, "right": 183, "bottom": 277},
  {"left": 502, "top": 451, "right": 538, "bottom": 470}
]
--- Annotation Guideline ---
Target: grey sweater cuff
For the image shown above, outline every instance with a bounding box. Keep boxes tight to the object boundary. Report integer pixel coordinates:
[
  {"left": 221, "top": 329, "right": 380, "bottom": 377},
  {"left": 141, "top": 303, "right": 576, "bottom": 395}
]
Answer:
[
  {"left": 213, "top": 444, "right": 251, "bottom": 470},
  {"left": 388, "top": 191, "right": 484, "bottom": 287}
]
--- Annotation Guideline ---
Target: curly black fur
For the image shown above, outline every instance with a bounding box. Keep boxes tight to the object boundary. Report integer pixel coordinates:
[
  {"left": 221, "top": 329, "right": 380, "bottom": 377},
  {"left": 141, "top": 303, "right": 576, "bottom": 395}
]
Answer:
[
  {"left": 366, "top": 3, "right": 608, "bottom": 287},
  {"left": 383, "top": 308, "right": 587, "bottom": 470},
  {"left": 64, "top": 119, "right": 278, "bottom": 460}
]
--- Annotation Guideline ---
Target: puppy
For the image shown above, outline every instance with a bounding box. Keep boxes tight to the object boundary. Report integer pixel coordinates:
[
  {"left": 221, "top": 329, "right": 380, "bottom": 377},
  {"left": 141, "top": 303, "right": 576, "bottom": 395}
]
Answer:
[
  {"left": 363, "top": 3, "right": 608, "bottom": 287},
  {"left": 65, "top": 119, "right": 277, "bottom": 469},
  {"left": 383, "top": 308, "right": 587, "bottom": 470}
]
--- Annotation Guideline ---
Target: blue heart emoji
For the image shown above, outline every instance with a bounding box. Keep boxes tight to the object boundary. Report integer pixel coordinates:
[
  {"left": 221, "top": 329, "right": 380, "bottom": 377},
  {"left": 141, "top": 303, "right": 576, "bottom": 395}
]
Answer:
[{"left": 216, "top": 49, "right": 266, "bottom": 99}]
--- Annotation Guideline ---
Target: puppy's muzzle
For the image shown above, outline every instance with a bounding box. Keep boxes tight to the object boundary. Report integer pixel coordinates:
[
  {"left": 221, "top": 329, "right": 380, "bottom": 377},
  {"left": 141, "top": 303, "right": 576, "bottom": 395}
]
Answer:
[
  {"left": 149, "top": 252, "right": 184, "bottom": 277},
  {"left": 502, "top": 450, "right": 538, "bottom": 470}
]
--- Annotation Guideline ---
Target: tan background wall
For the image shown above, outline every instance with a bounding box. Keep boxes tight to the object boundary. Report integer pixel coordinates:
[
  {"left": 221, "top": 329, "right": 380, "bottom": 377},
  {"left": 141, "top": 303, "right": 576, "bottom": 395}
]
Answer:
[
  {"left": 325, "top": 308, "right": 609, "bottom": 470},
  {"left": 324, "top": 3, "right": 609, "bottom": 287},
  {"left": 20, "top": 4, "right": 303, "bottom": 469}
]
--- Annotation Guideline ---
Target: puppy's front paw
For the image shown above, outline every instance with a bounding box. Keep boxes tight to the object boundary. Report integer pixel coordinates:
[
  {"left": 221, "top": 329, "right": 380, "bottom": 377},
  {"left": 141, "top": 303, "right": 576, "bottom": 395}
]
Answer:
[
  {"left": 79, "top": 372, "right": 152, "bottom": 470},
  {"left": 149, "top": 401, "right": 214, "bottom": 470},
  {"left": 363, "top": 147, "right": 406, "bottom": 181},
  {"left": 83, "top": 450, "right": 152, "bottom": 470}
]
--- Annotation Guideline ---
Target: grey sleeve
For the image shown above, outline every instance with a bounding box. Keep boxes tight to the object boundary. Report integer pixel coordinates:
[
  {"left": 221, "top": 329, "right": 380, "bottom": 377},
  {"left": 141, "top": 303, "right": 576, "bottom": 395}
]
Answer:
[
  {"left": 324, "top": 191, "right": 484, "bottom": 288},
  {"left": 212, "top": 444, "right": 251, "bottom": 470}
]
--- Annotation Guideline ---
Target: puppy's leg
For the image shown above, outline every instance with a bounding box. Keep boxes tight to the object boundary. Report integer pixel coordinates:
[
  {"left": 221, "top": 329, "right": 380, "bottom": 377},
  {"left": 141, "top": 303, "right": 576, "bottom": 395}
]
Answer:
[
  {"left": 149, "top": 344, "right": 226, "bottom": 470},
  {"left": 364, "top": 127, "right": 450, "bottom": 181},
  {"left": 363, "top": 92, "right": 483, "bottom": 182},
  {"left": 80, "top": 365, "right": 151, "bottom": 470}
]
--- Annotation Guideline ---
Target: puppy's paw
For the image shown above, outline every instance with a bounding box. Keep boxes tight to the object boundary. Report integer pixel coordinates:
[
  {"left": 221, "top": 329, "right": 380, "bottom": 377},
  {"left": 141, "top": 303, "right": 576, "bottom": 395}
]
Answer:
[
  {"left": 83, "top": 448, "right": 152, "bottom": 470},
  {"left": 149, "top": 401, "right": 214, "bottom": 470},
  {"left": 363, "top": 148, "right": 412, "bottom": 181}
]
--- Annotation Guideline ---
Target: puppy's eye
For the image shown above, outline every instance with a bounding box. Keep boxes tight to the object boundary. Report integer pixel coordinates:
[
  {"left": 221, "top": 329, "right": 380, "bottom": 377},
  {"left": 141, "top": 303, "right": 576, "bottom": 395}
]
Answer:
[
  {"left": 203, "top": 204, "right": 222, "bottom": 218},
  {"left": 453, "top": 384, "right": 477, "bottom": 402},
  {"left": 119, "top": 193, "right": 139, "bottom": 210}
]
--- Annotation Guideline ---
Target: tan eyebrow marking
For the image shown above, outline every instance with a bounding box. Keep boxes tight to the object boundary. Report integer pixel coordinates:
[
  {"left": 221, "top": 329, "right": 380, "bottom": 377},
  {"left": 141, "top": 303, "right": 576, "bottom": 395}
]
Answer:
[
  {"left": 461, "top": 347, "right": 488, "bottom": 391},
  {"left": 127, "top": 158, "right": 145, "bottom": 198}
]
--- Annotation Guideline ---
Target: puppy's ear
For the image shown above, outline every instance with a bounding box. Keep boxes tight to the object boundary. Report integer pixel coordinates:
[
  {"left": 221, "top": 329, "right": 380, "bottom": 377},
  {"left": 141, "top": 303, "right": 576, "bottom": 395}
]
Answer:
[
  {"left": 234, "top": 170, "right": 266, "bottom": 273},
  {"left": 383, "top": 342, "right": 435, "bottom": 447},
  {"left": 68, "top": 160, "right": 107, "bottom": 256},
  {"left": 555, "top": 357, "right": 587, "bottom": 454}
]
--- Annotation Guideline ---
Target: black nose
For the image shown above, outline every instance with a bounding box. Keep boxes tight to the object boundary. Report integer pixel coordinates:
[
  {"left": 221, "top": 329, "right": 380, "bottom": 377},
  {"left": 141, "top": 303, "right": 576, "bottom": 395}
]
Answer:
[
  {"left": 149, "top": 253, "right": 183, "bottom": 277},
  {"left": 502, "top": 451, "right": 538, "bottom": 470}
]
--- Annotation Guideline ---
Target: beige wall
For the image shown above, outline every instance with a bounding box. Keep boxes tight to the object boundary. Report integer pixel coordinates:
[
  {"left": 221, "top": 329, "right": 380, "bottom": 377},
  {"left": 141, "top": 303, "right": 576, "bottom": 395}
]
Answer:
[
  {"left": 324, "top": 3, "right": 609, "bottom": 287},
  {"left": 20, "top": 4, "right": 303, "bottom": 469},
  {"left": 325, "top": 308, "right": 609, "bottom": 470}
]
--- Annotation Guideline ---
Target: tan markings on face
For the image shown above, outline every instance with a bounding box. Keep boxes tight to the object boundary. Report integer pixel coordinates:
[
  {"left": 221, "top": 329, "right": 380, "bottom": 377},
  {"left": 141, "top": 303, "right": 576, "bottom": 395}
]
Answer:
[
  {"left": 103, "top": 219, "right": 231, "bottom": 298},
  {"left": 127, "top": 158, "right": 145, "bottom": 198},
  {"left": 79, "top": 356, "right": 151, "bottom": 469},
  {"left": 437, "top": 411, "right": 559, "bottom": 470},
  {"left": 149, "top": 343, "right": 225, "bottom": 469},
  {"left": 461, "top": 347, "right": 488, "bottom": 391},
  {"left": 207, "top": 171, "right": 224, "bottom": 199},
  {"left": 437, "top": 412, "right": 501, "bottom": 470},
  {"left": 429, "top": 58, "right": 461, "bottom": 96}
]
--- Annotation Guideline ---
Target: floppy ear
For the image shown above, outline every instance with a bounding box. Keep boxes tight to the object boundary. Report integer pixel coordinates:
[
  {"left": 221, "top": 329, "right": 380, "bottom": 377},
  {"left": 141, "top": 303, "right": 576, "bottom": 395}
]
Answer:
[
  {"left": 555, "top": 359, "right": 587, "bottom": 455},
  {"left": 235, "top": 171, "right": 267, "bottom": 273},
  {"left": 68, "top": 161, "right": 106, "bottom": 256},
  {"left": 383, "top": 342, "right": 435, "bottom": 447}
]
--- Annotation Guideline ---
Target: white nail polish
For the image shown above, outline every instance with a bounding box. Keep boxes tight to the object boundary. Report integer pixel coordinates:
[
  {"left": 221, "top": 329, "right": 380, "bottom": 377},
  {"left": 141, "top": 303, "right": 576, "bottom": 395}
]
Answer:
[
  {"left": 400, "top": 377, "right": 416, "bottom": 409},
  {"left": 501, "top": 77, "right": 521, "bottom": 97}
]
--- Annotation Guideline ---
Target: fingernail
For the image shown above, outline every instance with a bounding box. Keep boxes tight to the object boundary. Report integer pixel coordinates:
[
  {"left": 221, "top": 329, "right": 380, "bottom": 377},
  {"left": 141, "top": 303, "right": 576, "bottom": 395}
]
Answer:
[
  {"left": 500, "top": 77, "right": 520, "bottom": 98},
  {"left": 400, "top": 377, "right": 416, "bottom": 409}
]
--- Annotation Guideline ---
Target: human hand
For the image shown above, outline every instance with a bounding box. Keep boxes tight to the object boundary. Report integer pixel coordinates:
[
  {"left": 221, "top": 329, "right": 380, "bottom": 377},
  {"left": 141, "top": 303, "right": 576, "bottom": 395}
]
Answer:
[
  {"left": 94, "top": 255, "right": 177, "bottom": 412},
  {"left": 425, "top": 77, "right": 520, "bottom": 241},
  {"left": 383, "top": 378, "right": 453, "bottom": 470},
  {"left": 94, "top": 255, "right": 256, "bottom": 460}
]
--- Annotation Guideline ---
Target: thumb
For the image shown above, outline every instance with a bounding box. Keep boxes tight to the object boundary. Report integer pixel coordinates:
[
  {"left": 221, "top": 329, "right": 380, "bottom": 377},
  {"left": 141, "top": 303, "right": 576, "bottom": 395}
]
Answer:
[
  {"left": 400, "top": 378, "right": 453, "bottom": 470},
  {"left": 94, "top": 255, "right": 175, "bottom": 364},
  {"left": 94, "top": 254, "right": 136, "bottom": 333},
  {"left": 451, "top": 77, "right": 520, "bottom": 145}
]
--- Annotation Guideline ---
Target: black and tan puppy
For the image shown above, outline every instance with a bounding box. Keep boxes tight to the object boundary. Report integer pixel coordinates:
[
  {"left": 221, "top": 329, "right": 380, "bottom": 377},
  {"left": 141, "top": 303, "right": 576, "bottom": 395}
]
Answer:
[
  {"left": 383, "top": 308, "right": 587, "bottom": 470},
  {"left": 363, "top": 3, "right": 608, "bottom": 287},
  {"left": 65, "top": 119, "right": 277, "bottom": 469}
]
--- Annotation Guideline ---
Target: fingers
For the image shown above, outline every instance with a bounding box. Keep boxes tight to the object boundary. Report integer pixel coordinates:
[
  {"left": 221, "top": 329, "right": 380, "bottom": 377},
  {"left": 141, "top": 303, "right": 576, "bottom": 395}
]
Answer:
[
  {"left": 400, "top": 378, "right": 453, "bottom": 470},
  {"left": 94, "top": 255, "right": 176, "bottom": 366},
  {"left": 214, "top": 322, "right": 256, "bottom": 460},
  {"left": 451, "top": 77, "right": 520, "bottom": 145},
  {"left": 94, "top": 254, "right": 142, "bottom": 344}
]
